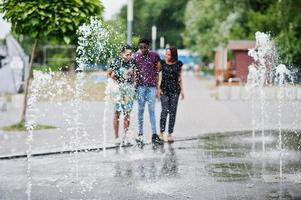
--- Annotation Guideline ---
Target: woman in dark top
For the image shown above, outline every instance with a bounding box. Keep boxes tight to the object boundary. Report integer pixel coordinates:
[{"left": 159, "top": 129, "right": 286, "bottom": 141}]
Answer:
[{"left": 158, "top": 47, "right": 185, "bottom": 142}]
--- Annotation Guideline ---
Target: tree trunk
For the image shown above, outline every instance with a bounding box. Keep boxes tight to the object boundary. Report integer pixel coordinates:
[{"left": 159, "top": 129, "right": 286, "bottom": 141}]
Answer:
[{"left": 20, "top": 40, "right": 37, "bottom": 123}]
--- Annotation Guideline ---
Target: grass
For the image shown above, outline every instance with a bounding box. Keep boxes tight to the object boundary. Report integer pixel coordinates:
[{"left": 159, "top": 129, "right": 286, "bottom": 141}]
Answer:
[
  {"left": 2, "top": 122, "right": 56, "bottom": 132},
  {"left": 32, "top": 65, "right": 70, "bottom": 72}
]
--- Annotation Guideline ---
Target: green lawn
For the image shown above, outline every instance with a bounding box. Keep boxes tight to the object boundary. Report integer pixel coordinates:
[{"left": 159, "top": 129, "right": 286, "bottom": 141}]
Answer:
[{"left": 3, "top": 122, "right": 56, "bottom": 132}]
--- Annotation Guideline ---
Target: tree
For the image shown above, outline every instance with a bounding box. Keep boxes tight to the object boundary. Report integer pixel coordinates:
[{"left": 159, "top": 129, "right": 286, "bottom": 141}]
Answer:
[
  {"left": 183, "top": 0, "right": 238, "bottom": 59},
  {"left": 183, "top": 0, "right": 301, "bottom": 70},
  {"left": 117, "top": 0, "right": 188, "bottom": 48},
  {"left": 245, "top": 0, "right": 301, "bottom": 67},
  {"left": 0, "top": 0, "right": 104, "bottom": 123}
]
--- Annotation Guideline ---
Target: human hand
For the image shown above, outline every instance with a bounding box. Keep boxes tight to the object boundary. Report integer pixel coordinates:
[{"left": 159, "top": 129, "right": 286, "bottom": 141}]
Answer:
[
  {"left": 180, "top": 91, "right": 184, "bottom": 100},
  {"left": 156, "top": 89, "right": 161, "bottom": 98}
]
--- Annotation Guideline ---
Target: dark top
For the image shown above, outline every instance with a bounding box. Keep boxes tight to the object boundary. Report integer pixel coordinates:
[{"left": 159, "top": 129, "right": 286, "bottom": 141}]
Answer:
[
  {"left": 109, "top": 57, "right": 136, "bottom": 84},
  {"left": 160, "top": 60, "right": 183, "bottom": 94},
  {"left": 134, "top": 51, "right": 160, "bottom": 87}
]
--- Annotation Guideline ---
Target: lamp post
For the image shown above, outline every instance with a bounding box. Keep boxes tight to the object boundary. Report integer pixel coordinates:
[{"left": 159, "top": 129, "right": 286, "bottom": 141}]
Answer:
[
  {"left": 160, "top": 36, "right": 165, "bottom": 49},
  {"left": 151, "top": 25, "right": 157, "bottom": 51},
  {"left": 127, "top": 0, "right": 133, "bottom": 45}
]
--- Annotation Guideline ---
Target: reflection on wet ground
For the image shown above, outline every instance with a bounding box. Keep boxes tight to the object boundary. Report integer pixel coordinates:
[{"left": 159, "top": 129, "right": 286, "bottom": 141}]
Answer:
[{"left": 0, "top": 130, "right": 301, "bottom": 199}]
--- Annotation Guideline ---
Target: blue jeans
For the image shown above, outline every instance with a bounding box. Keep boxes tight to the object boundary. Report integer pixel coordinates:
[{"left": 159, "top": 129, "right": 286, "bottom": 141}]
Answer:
[{"left": 137, "top": 86, "right": 157, "bottom": 135}]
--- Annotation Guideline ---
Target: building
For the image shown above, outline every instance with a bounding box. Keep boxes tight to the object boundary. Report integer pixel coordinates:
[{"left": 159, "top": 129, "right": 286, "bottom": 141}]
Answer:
[
  {"left": 227, "top": 40, "right": 255, "bottom": 83},
  {"left": 214, "top": 40, "right": 255, "bottom": 85}
]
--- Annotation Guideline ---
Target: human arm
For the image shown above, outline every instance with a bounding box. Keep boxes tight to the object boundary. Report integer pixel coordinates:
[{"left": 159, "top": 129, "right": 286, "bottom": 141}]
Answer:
[
  {"left": 179, "top": 67, "right": 184, "bottom": 100},
  {"left": 130, "top": 59, "right": 137, "bottom": 86},
  {"left": 107, "top": 68, "right": 114, "bottom": 78},
  {"left": 107, "top": 59, "right": 117, "bottom": 81},
  {"left": 156, "top": 60, "right": 162, "bottom": 97}
]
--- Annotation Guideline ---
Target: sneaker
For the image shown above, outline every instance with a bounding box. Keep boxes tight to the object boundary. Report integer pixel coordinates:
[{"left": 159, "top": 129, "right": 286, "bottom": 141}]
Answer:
[
  {"left": 114, "top": 137, "right": 121, "bottom": 145},
  {"left": 123, "top": 134, "right": 132, "bottom": 146},
  {"left": 159, "top": 132, "right": 164, "bottom": 141},
  {"left": 167, "top": 134, "right": 174, "bottom": 143},
  {"left": 152, "top": 134, "right": 164, "bottom": 145},
  {"left": 135, "top": 135, "right": 144, "bottom": 145}
]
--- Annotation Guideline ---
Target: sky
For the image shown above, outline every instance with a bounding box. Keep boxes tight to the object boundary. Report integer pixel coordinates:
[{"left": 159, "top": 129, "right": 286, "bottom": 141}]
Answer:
[
  {"left": 102, "top": 0, "right": 127, "bottom": 20},
  {"left": 0, "top": 0, "right": 127, "bottom": 39},
  {"left": 0, "top": 13, "right": 11, "bottom": 39}
]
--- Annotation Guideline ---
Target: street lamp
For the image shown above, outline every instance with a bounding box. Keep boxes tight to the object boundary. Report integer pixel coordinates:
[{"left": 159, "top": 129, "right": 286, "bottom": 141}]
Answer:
[
  {"left": 127, "top": 0, "right": 133, "bottom": 45},
  {"left": 160, "top": 36, "right": 165, "bottom": 49},
  {"left": 151, "top": 25, "right": 157, "bottom": 51}
]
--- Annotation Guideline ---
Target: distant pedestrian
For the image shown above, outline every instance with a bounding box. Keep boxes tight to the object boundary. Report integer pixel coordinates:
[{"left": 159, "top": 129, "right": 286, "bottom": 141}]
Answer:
[
  {"left": 158, "top": 47, "right": 184, "bottom": 142},
  {"left": 134, "top": 38, "right": 163, "bottom": 146}
]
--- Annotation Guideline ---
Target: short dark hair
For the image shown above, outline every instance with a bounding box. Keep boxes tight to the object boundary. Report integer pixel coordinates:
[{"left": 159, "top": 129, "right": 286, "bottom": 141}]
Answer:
[
  {"left": 121, "top": 44, "right": 132, "bottom": 52},
  {"left": 138, "top": 37, "right": 150, "bottom": 45}
]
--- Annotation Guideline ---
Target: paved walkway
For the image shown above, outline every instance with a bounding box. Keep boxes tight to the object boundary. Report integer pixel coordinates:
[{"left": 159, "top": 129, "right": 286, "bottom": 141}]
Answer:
[
  {"left": 1, "top": 129, "right": 301, "bottom": 199},
  {"left": 1, "top": 73, "right": 301, "bottom": 199},
  {"left": 0, "top": 73, "right": 300, "bottom": 157}
]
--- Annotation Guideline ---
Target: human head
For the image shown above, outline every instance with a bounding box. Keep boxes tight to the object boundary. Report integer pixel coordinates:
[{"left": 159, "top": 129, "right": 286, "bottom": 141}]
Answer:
[
  {"left": 165, "top": 46, "right": 178, "bottom": 62},
  {"left": 120, "top": 44, "right": 132, "bottom": 62},
  {"left": 138, "top": 37, "right": 150, "bottom": 55}
]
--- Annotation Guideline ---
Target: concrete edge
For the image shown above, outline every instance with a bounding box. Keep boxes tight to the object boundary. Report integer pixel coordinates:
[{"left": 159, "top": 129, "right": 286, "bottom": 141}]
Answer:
[{"left": 0, "top": 128, "right": 299, "bottom": 160}]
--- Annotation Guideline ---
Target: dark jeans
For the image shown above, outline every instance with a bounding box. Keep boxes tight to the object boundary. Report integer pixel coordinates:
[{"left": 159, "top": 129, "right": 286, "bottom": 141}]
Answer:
[{"left": 160, "top": 92, "right": 180, "bottom": 134}]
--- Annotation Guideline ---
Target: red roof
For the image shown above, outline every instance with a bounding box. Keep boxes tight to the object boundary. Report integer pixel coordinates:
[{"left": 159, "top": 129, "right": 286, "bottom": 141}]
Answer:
[{"left": 227, "top": 40, "right": 255, "bottom": 50}]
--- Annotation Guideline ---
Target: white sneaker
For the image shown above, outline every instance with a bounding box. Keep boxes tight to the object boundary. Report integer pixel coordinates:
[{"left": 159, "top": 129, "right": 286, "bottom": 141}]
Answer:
[
  {"left": 122, "top": 134, "right": 132, "bottom": 146},
  {"left": 115, "top": 137, "right": 121, "bottom": 145}
]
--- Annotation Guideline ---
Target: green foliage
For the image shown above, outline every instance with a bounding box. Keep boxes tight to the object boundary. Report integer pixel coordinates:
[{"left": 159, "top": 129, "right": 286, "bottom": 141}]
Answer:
[
  {"left": 241, "top": 0, "right": 301, "bottom": 66},
  {"left": 183, "top": 0, "right": 301, "bottom": 67},
  {"left": 200, "top": 67, "right": 214, "bottom": 76},
  {"left": 118, "top": 0, "right": 188, "bottom": 48},
  {"left": 0, "top": 0, "right": 104, "bottom": 44},
  {"left": 0, "top": 0, "right": 104, "bottom": 123},
  {"left": 32, "top": 65, "right": 70, "bottom": 72},
  {"left": 2, "top": 122, "right": 56, "bottom": 132},
  {"left": 270, "top": 0, "right": 301, "bottom": 66},
  {"left": 282, "top": 130, "right": 301, "bottom": 150},
  {"left": 183, "top": 0, "right": 236, "bottom": 59},
  {"left": 132, "top": 36, "right": 140, "bottom": 52},
  {"left": 13, "top": 34, "right": 76, "bottom": 70}
]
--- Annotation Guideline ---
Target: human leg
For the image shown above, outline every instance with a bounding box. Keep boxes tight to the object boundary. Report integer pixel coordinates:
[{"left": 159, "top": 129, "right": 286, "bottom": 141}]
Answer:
[
  {"left": 124, "top": 113, "right": 130, "bottom": 134},
  {"left": 145, "top": 87, "right": 163, "bottom": 144},
  {"left": 113, "top": 111, "right": 120, "bottom": 138},
  {"left": 122, "top": 94, "right": 134, "bottom": 134},
  {"left": 137, "top": 86, "right": 146, "bottom": 135},
  {"left": 160, "top": 93, "right": 170, "bottom": 134},
  {"left": 146, "top": 87, "right": 157, "bottom": 135},
  {"left": 168, "top": 93, "right": 180, "bottom": 134}
]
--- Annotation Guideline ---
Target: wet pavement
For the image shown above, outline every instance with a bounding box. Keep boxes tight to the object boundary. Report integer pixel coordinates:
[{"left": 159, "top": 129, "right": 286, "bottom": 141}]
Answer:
[
  {"left": 1, "top": 74, "right": 301, "bottom": 199},
  {"left": 1, "top": 130, "right": 301, "bottom": 200},
  {"left": 1, "top": 74, "right": 301, "bottom": 158}
]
